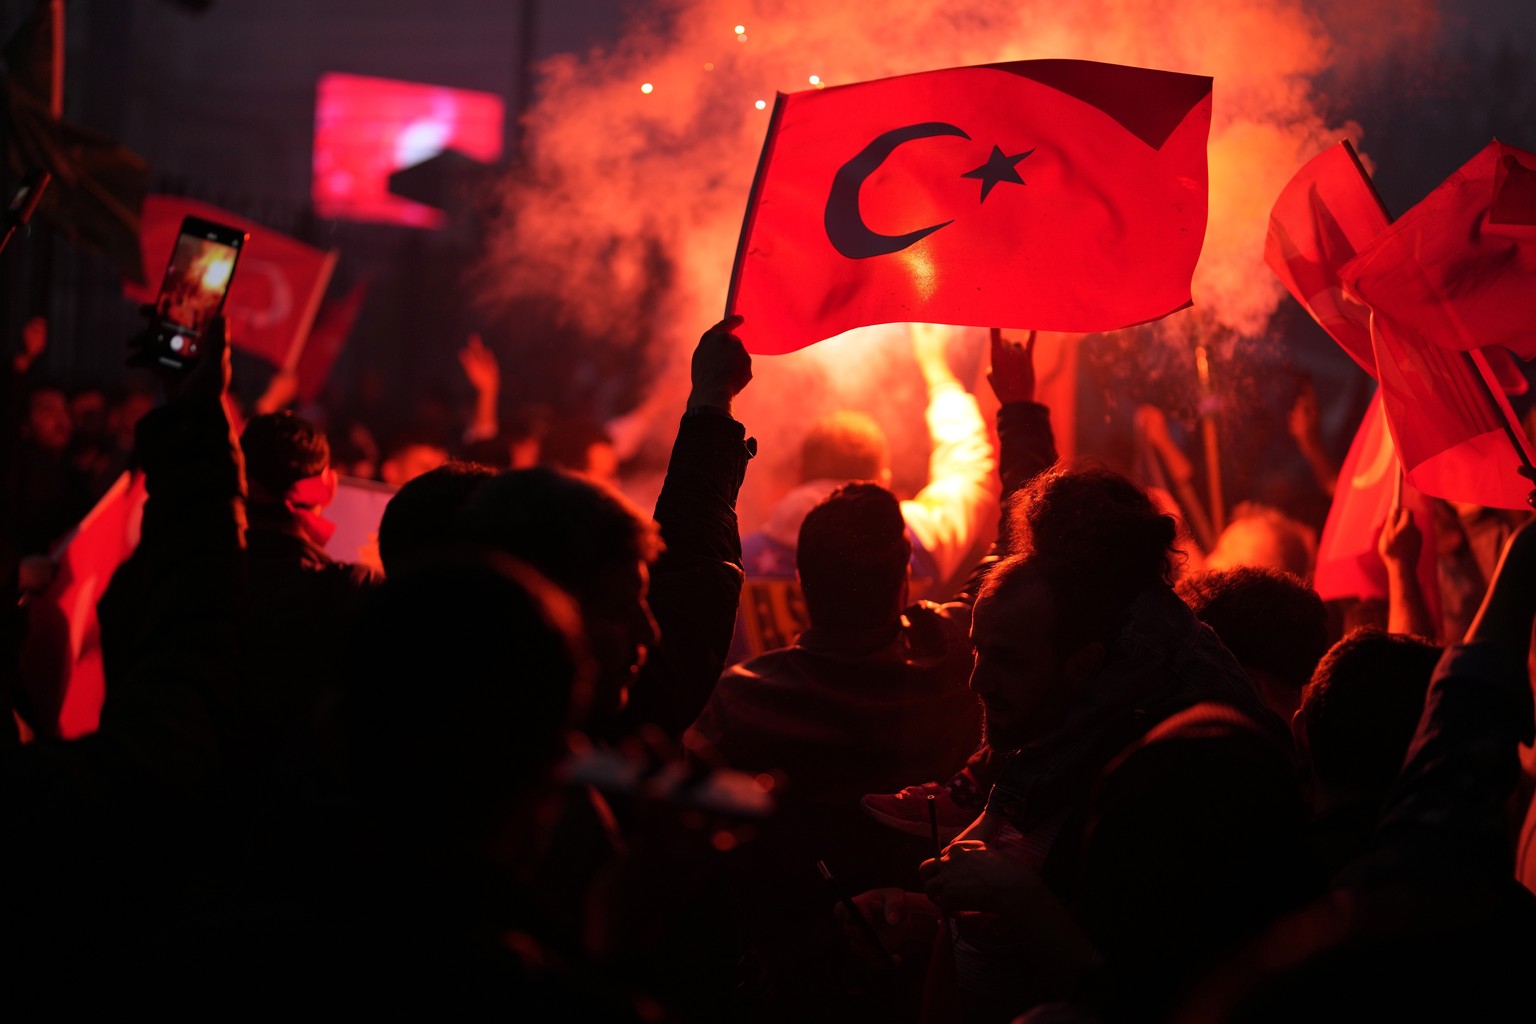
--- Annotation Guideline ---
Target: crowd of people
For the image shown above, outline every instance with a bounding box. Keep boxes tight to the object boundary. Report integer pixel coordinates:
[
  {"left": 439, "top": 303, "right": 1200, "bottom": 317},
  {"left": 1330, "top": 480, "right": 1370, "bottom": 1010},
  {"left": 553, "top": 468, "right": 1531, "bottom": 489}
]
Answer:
[{"left": 2, "top": 303, "right": 1535, "bottom": 1021}]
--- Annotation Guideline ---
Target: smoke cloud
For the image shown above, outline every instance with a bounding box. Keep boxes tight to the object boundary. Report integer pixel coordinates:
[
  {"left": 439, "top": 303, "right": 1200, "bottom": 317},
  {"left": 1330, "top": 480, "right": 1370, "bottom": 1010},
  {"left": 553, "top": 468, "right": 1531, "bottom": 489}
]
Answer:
[{"left": 478, "top": 0, "right": 1431, "bottom": 525}]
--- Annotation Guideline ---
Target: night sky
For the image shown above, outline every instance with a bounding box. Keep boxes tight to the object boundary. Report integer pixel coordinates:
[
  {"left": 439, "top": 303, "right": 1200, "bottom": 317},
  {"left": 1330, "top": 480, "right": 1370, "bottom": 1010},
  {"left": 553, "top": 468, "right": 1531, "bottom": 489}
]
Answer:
[{"left": 3, "top": 0, "right": 1534, "bottom": 529}]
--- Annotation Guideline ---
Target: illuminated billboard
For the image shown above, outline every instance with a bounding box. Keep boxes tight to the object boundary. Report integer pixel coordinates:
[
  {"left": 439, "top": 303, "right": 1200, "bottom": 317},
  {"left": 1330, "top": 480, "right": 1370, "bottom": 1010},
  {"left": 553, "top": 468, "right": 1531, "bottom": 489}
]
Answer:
[{"left": 313, "top": 72, "right": 504, "bottom": 227}]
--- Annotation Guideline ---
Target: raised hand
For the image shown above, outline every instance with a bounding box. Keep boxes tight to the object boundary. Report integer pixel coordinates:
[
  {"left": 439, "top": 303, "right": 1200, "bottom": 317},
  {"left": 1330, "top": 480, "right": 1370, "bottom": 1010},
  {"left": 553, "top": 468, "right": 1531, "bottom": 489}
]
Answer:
[
  {"left": 688, "top": 314, "right": 752, "bottom": 413},
  {"left": 1377, "top": 505, "right": 1422, "bottom": 571},
  {"left": 987, "top": 328, "right": 1037, "bottom": 404},
  {"left": 919, "top": 839, "right": 1040, "bottom": 919},
  {"left": 182, "top": 314, "right": 233, "bottom": 406},
  {"left": 458, "top": 332, "right": 501, "bottom": 397}
]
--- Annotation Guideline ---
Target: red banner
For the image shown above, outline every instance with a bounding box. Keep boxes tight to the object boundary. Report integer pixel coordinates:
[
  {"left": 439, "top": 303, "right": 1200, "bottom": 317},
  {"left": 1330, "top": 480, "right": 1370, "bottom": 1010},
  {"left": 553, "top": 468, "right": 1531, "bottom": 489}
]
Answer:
[
  {"left": 727, "top": 59, "right": 1212, "bottom": 354},
  {"left": 1367, "top": 314, "right": 1535, "bottom": 510},
  {"left": 1268, "top": 142, "right": 1536, "bottom": 510},
  {"left": 295, "top": 277, "right": 370, "bottom": 404},
  {"left": 125, "top": 195, "right": 337, "bottom": 369},
  {"left": 1344, "top": 140, "right": 1536, "bottom": 362},
  {"left": 18, "top": 469, "right": 394, "bottom": 738},
  {"left": 1263, "top": 141, "right": 1387, "bottom": 375},
  {"left": 1312, "top": 394, "right": 1440, "bottom": 629},
  {"left": 19, "top": 471, "right": 147, "bottom": 738}
]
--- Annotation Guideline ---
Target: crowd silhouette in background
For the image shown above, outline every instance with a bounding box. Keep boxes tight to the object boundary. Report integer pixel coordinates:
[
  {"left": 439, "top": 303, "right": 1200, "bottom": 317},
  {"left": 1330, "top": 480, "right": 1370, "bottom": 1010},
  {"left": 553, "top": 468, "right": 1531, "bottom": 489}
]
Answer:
[{"left": 3, "top": 295, "right": 1536, "bottom": 1022}]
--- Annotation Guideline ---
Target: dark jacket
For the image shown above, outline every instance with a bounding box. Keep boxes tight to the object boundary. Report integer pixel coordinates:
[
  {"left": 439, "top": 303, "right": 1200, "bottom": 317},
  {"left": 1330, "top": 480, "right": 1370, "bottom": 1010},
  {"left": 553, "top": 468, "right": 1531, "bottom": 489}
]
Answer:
[{"left": 620, "top": 406, "right": 755, "bottom": 741}]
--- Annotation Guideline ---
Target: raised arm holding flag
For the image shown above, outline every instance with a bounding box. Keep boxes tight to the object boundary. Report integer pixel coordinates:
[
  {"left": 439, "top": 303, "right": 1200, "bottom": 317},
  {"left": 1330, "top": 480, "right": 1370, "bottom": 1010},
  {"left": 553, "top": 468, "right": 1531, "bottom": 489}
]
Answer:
[
  {"left": 1267, "top": 139, "right": 1536, "bottom": 638},
  {"left": 1336, "top": 140, "right": 1536, "bottom": 510}
]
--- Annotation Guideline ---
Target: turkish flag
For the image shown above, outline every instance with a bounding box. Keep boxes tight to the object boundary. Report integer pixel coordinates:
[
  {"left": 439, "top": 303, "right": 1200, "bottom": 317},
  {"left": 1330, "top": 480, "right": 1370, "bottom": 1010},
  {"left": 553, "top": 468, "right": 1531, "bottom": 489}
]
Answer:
[
  {"left": 1313, "top": 393, "right": 1440, "bottom": 630},
  {"left": 1366, "top": 311, "right": 1535, "bottom": 509},
  {"left": 1343, "top": 140, "right": 1536, "bottom": 362},
  {"left": 294, "top": 277, "right": 371, "bottom": 404},
  {"left": 1268, "top": 142, "right": 1536, "bottom": 510},
  {"left": 19, "top": 471, "right": 148, "bottom": 738},
  {"left": 125, "top": 195, "right": 338, "bottom": 369},
  {"left": 1263, "top": 141, "right": 1387, "bottom": 376},
  {"left": 727, "top": 60, "right": 1212, "bottom": 355}
]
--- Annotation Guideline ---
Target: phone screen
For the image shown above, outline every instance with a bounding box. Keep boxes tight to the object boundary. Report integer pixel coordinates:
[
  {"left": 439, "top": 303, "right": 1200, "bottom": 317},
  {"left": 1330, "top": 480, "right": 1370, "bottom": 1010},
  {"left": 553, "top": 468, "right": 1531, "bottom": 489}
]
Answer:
[{"left": 150, "top": 216, "right": 247, "bottom": 368}]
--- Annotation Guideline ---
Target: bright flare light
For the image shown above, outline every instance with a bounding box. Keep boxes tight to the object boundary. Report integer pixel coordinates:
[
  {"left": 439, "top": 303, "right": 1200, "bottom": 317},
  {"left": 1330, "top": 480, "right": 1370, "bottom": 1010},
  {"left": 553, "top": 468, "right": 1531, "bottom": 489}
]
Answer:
[
  {"left": 200, "top": 254, "right": 234, "bottom": 291},
  {"left": 734, "top": 24, "right": 745, "bottom": 33},
  {"left": 754, "top": 99, "right": 767, "bottom": 110},
  {"left": 640, "top": 82, "right": 653, "bottom": 94},
  {"left": 808, "top": 75, "right": 820, "bottom": 84}
]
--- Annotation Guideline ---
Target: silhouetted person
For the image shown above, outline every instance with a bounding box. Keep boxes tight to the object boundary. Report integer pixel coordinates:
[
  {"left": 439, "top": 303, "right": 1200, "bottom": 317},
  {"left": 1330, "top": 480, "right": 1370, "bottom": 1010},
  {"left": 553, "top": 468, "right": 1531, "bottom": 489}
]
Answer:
[
  {"left": 850, "top": 467, "right": 1311, "bottom": 1023},
  {"left": 236, "top": 411, "right": 375, "bottom": 762},
  {"left": 375, "top": 458, "right": 497, "bottom": 577},
  {"left": 3, "top": 317, "right": 245, "bottom": 1008},
  {"left": 689, "top": 481, "right": 984, "bottom": 1019},
  {"left": 1292, "top": 627, "right": 1443, "bottom": 878},
  {"left": 251, "top": 552, "right": 657, "bottom": 1017},
  {"left": 1176, "top": 521, "right": 1536, "bottom": 1024},
  {"left": 734, "top": 323, "right": 997, "bottom": 661},
  {"left": 1177, "top": 565, "right": 1330, "bottom": 723}
]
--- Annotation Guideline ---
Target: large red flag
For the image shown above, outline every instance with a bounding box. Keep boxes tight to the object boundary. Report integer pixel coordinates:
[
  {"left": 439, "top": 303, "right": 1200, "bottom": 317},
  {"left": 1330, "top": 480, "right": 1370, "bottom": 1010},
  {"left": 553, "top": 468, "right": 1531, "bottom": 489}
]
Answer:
[
  {"left": 1365, "top": 310, "right": 1535, "bottom": 509},
  {"left": 1263, "top": 141, "right": 1386, "bottom": 375},
  {"left": 1313, "top": 393, "right": 1440, "bottom": 629},
  {"left": 17, "top": 468, "right": 395, "bottom": 739},
  {"left": 125, "top": 195, "right": 338, "bottom": 369},
  {"left": 727, "top": 60, "right": 1212, "bottom": 355},
  {"left": 294, "top": 277, "right": 371, "bottom": 404},
  {"left": 1267, "top": 142, "right": 1536, "bottom": 511},
  {"left": 19, "top": 471, "right": 147, "bottom": 738},
  {"left": 1343, "top": 140, "right": 1536, "bottom": 362}
]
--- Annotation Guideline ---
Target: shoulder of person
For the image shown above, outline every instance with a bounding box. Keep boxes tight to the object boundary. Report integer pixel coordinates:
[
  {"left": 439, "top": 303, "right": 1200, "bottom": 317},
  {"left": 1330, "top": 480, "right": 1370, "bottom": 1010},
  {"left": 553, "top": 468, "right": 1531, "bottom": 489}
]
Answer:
[
  {"left": 1098, "top": 702, "right": 1302, "bottom": 821},
  {"left": 903, "top": 599, "right": 973, "bottom": 661}
]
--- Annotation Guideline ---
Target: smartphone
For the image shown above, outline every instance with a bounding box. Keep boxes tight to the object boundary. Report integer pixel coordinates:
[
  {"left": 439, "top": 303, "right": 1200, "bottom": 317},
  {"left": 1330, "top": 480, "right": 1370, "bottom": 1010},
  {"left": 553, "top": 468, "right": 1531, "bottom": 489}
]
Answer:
[
  {"left": 146, "top": 216, "right": 248, "bottom": 369},
  {"left": 817, "top": 858, "right": 898, "bottom": 968}
]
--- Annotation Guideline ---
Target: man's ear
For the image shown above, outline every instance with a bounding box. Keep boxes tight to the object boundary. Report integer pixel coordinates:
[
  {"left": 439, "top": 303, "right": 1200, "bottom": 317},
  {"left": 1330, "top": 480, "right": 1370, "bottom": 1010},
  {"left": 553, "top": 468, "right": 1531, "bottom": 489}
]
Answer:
[{"left": 1062, "top": 641, "right": 1106, "bottom": 688}]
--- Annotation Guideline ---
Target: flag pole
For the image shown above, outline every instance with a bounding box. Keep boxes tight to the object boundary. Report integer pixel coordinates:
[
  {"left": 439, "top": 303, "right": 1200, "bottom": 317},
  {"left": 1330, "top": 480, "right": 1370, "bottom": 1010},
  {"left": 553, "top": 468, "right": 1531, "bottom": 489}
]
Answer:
[
  {"left": 1134, "top": 403, "right": 1217, "bottom": 553},
  {"left": 1463, "top": 348, "right": 1536, "bottom": 508},
  {"left": 724, "top": 93, "right": 787, "bottom": 318},
  {"left": 1186, "top": 313, "right": 1226, "bottom": 536}
]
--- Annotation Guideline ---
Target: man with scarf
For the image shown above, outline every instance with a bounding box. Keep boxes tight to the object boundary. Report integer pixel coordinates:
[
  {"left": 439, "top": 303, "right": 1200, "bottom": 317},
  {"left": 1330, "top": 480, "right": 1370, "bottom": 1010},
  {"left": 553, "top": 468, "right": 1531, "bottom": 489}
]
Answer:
[
  {"left": 846, "top": 468, "right": 1315, "bottom": 1024},
  {"left": 236, "top": 411, "right": 376, "bottom": 771}
]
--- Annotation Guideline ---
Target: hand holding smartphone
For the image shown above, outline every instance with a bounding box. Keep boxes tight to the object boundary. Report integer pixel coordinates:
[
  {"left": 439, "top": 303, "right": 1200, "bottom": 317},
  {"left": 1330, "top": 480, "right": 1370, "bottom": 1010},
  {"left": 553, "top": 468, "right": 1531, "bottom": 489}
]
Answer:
[
  {"left": 819, "top": 859, "right": 901, "bottom": 969},
  {"left": 140, "top": 215, "right": 248, "bottom": 370}
]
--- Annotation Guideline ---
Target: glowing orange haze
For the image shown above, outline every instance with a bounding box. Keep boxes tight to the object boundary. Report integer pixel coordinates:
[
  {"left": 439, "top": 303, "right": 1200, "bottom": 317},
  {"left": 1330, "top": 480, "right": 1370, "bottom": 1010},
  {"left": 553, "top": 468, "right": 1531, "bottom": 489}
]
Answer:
[{"left": 478, "top": 0, "right": 1435, "bottom": 527}]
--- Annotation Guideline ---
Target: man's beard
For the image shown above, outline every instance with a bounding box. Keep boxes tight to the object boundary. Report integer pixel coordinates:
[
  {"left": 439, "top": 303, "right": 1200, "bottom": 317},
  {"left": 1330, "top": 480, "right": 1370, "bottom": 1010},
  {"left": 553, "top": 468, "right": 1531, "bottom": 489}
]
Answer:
[{"left": 981, "top": 707, "right": 1023, "bottom": 752}]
